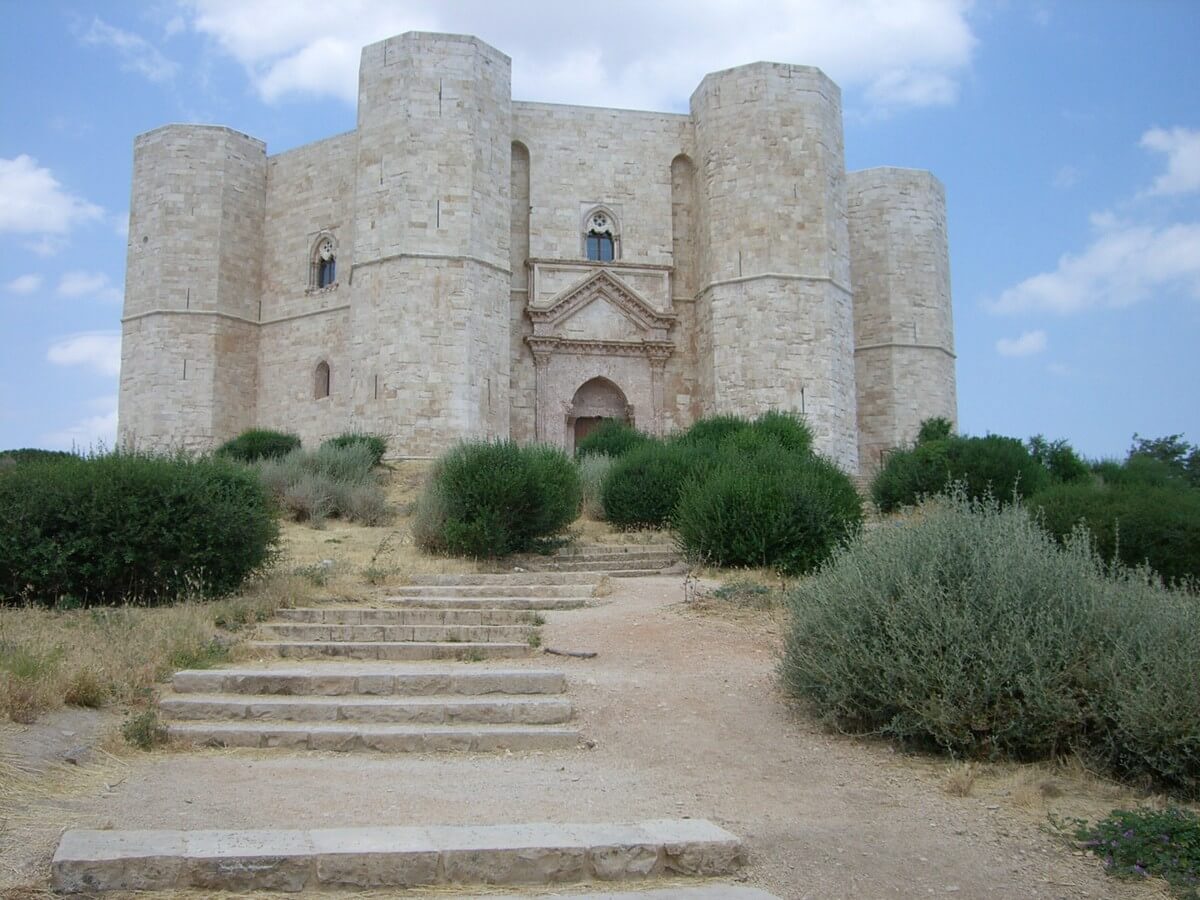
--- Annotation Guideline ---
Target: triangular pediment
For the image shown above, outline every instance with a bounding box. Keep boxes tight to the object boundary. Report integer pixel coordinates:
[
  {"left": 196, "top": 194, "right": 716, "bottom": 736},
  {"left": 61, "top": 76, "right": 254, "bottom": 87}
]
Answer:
[{"left": 528, "top": 269, "right": 676, "bottom": 334}]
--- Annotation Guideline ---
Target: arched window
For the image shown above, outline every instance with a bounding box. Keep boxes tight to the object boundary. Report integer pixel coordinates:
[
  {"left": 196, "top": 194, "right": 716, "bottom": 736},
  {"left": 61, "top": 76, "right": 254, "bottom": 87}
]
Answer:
[
  {"left": 310, "top": 235, "right": 337, "bottom": 290},
  {"left": 583, "top": 209, "right": 617, "bottom": 262},
  {"left": 314, "top": 361, "right": 330, "bottom": 399}
]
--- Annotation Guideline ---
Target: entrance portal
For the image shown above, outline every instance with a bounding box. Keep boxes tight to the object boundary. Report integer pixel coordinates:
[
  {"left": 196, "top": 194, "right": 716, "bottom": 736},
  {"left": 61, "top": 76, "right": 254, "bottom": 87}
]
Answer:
[{"left": 568, "top": 377, "right": 629, "bottom": 452}]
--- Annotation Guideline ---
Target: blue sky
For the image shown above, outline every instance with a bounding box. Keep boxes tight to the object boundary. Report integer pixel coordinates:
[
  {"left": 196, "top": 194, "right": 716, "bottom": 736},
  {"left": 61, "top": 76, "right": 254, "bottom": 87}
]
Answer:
[{"left": 1, "top": 1, "right": 1197, "bottom": 459}]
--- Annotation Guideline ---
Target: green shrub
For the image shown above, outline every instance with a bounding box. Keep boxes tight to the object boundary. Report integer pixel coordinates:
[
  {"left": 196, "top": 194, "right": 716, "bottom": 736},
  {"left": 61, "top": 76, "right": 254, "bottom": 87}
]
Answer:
[
  {"left": 578, "top": 453, "right": 615, "bottom": 519},
  {"left": 1032, "top": 482, "right": 1200, "bottom": 583},
  {"left": 121, "top": 708, "right": 166, "bottom": 750},
  {"left": 601, "top": 441, "right": 698, "bottom": 529},
  {"left": 917, "top": 417, "right": 953, "bottom": 444},
  {"left": 1028, "top": 435, "right": 1091, "bottom": 484},
  {"left": 1068, "top": 806, "right": 1200, "bottom": 896},
  {"left": 321, "top": 432, "right": 388, "bottom": 466},
  {"left": 1095, "top": 455, "right": 1189, "bottom": 489},
  {"left": 575, "top": 420, "right": 648, "bottom": 458},
  {"left": 417, "top": 441, "right": 580, "bottom": 557},
  {"left": 781, "top": 491, "right": 1200, "bottom": 796},
  {"left": 0, "top": 448, "right": 78, "bottom": 465},
  {"left": 672, "top": 415, "right": 751, "bottom": 450},
  {"left": 675, "top": 450, "right": 862, "bottom": 576},
  {"left": 0, "top": 452, "right": 278, "bottom": 606},
  {"left": 216, "top": 429, "right": 301, "bottom": 463},
  {"left": 871, "top": 434, "right": 1048, "bottom": 513},
  {"left": 257, "top": 444, "right": 388, "bottom": 526},
  {"left": 748, "top": 410, "right": 814, "bottom": 455}
]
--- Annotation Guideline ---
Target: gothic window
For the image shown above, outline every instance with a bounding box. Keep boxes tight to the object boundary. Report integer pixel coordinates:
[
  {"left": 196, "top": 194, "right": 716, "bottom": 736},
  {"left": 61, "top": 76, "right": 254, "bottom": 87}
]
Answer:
[
  {"left": 314, "top": 361, "right": 330, "bottom": 399},
  {"left": 583, "top": 209, "right": 617, "bottom": 262},
  {"left": 310, "top": 235, "right": 337, "bottom": 290}
]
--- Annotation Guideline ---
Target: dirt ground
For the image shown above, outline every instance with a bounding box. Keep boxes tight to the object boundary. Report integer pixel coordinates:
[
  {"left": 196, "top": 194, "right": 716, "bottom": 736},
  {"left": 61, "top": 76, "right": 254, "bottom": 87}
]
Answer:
[{"left": 0, "top": 573, "right": 1169, "bottom": 900}]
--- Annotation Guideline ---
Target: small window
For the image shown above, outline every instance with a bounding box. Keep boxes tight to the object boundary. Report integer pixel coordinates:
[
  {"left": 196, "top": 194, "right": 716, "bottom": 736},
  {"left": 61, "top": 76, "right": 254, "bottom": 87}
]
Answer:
[
  {"left": 583, "top": 209, "right": 618, "bottom": 261},
  {"left": 311, "top": 235, "right": 337, "bottom": 290},
  {"left": 314, "top": 361, "right": 330, "bottom": 399}
]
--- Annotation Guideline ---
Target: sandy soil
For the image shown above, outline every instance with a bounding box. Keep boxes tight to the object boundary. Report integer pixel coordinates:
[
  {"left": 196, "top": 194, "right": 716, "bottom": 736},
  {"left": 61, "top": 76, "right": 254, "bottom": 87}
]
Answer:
[{"left": 1, "top": 573, "right": 1168, "bottom": 899}]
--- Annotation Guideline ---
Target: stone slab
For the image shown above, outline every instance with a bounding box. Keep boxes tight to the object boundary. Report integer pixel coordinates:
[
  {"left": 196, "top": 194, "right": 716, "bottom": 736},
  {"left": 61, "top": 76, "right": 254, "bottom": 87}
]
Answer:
[
  {"left": 248, "top": 641, "right": 532, "bottom": 661},
  {"left": 258, "top": 623, "right": 535, "bottom": 643},
  {"left": 278, "top": 607, "right": 538, "bottom": 626},
  {"left": 159, "top": 694, "right": 573, "bottom": 725},
  {"left": 165, "top": 721, "right": 581, "bottom": 752},
  {"left": 53, "top": 821, "right": 743, "bottom": 893},
  {"left": 384, "top": 597, "right": 588, "bottom": 610},
  {"left": 172, "top": 668, "right": 567, "bottom": 696},
  {"left": 389, "top": 585, "right": 595, "bottom": 598}
]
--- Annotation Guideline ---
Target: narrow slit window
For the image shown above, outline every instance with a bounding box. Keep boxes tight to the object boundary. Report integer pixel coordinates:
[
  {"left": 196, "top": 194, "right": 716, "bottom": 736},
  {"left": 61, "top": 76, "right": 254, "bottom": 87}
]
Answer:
[{"left": 314, "top": 361, "right": 331, "bottom": 399}]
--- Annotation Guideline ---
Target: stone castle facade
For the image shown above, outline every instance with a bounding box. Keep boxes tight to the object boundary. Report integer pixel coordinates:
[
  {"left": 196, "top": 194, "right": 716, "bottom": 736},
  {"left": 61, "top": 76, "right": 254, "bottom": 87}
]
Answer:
[{"left": 117, "top": 31, "right": 957, "bottom": 473}]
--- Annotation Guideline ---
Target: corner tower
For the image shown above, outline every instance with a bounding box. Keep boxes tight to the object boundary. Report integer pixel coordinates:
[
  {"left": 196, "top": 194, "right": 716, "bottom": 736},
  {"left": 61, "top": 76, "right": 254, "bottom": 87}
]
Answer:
[
  {"left": 691, "top": 64, "right": 858, "bottom": 471},
  {"left": 349, "top": 32, "right": 512, "bottom": 454},
  {"left": 118, "top": 125, "right": 266, "bottom": 451},
  {"left": 847, "top": 168, "right": 957, "bottom": 472}
]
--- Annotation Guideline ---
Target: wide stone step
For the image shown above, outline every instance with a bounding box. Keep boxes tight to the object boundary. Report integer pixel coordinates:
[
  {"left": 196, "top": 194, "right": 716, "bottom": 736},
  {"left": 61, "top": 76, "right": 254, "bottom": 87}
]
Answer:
[
  {"left": 247, "top": 641, "right": 531, "bottom": 661},
  {"left": 278, "top": 607, "right": 540, "bottom": 626},
  {"left": 53, "top": 820, "right": 743, "bottom": 893},
  {"left": 173, "top": 668, "right": 567, "bottom": 697},
  {"left": 159, "top": 694, "right": 573, "bottom": 725},
  {"left": 407, "top": 572, "right": 600, "bottom": 586},
  {"left": 536, "top": 560, "right": 677, "bottom": 573},
  {"left": 383, "top": 596, "right": 588, "bottom": 611},
  {"left": 389, "top": 585, "right": 594, "bottom": 598},
  {"left": 552, "top": 546, "right": 677, "bottom": 558},
  {"left": 165, "top": 721, "right": 581, "bottom": 753},
  {"left": 258, "top": 623, "right": 534, "bottom": 643},
  {"left": 531, "top": 888, "right": 779, "bottom": 899}
]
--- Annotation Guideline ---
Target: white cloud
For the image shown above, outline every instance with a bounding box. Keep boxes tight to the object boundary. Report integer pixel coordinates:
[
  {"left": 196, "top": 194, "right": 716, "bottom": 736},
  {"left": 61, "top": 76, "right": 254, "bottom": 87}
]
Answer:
[
  {"left": 57, "top": 271, "right": 123, "bottom": 303},
  {"left": 47, "top": 332, "right": 122, "bottom": 377},
  {"left": 995, "top": 330, "right": 1047, "bottom": 357},
  {"left": 0, "top": 155, "right": 104, "bottom": 236},
  {"left": 42, "top": 395, "right": 119, "bottom": 451},
  {"left": 1140, "top": 127, "right": 1200, "bottom": 196},
  {"left": 183, "top": 0, "right": 976, "bottom": 112},
  {"left": 80, "top": 17, "right": 179, "bottom": 83},
  {"left": 4, "top": 274, "right": 42, "bottom": 295},
  {"left": 990, "top": 220, "right": 1200, "bottom": 315}
]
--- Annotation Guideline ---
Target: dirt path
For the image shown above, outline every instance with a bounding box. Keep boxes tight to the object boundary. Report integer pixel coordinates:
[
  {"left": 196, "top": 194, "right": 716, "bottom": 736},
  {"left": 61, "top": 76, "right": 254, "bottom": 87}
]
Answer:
[{"left": 2, "top": 576, "right": 1149, "bottom": 899}]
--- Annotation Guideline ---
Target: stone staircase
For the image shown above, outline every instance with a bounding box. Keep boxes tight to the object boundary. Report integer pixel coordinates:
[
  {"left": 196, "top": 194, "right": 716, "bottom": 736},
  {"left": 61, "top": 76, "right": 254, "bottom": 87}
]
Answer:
[
  {"left": 55, "top": 571, "right": 778, "bottom": 896},
  {"left": 528, "top": 543, "right": 682, "bottom": 576}
]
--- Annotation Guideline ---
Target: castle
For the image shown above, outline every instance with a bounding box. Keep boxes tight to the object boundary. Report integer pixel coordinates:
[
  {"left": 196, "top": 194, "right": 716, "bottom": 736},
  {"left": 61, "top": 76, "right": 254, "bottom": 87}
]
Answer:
[{"left": 117, "top": 31, "right": 957, "bottom": 473}]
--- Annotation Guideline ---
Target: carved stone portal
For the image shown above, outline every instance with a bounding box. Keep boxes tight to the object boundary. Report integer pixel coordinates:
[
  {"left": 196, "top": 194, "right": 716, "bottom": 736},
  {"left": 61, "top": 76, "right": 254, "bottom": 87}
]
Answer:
[{"left": 526, "top": 268, "right": 675, "bottom": 449}]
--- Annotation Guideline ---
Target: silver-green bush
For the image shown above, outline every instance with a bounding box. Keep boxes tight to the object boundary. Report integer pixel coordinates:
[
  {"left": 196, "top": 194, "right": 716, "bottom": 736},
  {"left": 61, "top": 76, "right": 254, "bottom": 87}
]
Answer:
[
  {"left": 257, "top": 444, "right": 390, "bottom": 526},
  {"left": 781, "top": 490, "right": 1200, "bottom": 797}
]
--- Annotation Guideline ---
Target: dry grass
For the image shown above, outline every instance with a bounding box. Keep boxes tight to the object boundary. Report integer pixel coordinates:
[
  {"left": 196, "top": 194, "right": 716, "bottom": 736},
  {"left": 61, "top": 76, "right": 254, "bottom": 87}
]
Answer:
[
  {"left": 942, "top": 761, "right": 979, "bottom": 797},
  {"left": 0, "top": 574, "right": 305, "bottom": 725}
]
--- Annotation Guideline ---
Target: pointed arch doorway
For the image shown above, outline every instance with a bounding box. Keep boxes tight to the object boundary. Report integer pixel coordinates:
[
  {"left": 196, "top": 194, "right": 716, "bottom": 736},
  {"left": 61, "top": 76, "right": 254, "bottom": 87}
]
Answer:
[{"left": 568, "top": 377, "right": 630, "bottom": 452}]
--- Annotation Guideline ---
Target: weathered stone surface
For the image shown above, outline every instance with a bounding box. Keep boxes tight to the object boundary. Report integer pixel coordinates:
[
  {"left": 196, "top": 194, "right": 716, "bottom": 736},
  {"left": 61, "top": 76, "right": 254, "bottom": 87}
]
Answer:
[
  {"left": 54, "top": 821, "right": 744, "bottom": 892},
  {"left": 171, "top": 667, "right": 566, "bottom": 696},
  {"left": 118, "top": 33, "right": 956, "bottom": 475},
  {"left": 166, "top": 722, "right": 580, "bottom": 753}
]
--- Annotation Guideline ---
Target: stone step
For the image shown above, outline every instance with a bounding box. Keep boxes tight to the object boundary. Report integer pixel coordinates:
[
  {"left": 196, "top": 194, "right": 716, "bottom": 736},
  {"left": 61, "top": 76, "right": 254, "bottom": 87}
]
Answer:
[
  {"left": 555, "top": 544, "right": 676, "bottom": 555},
  {"left": 159, "top": 694, "right": 573, "bottom": 725},
  {"left": 278, "top": 607, "right": 540, "bottom": 626},
  {"left": 165, "top": 722, "right": 582, "bottom": 753},
  {"left": 535, "top": 561, "right": 677, "bottom": 573},
  {"left": 529, "top": 888, "right": 779, "bottom": 899},
  {"left": 407, "top": 572, "right": 600, "bottom": 586},
  {"left": 389, "top": 585, "right": 595, "bottom": 598},
  {"left": 383, "top": 596, "right": 588, "bottom": 611},
  {"left": 258, "top": 623, "right": 534, "bottom": 644},
  {"left": 247, "top": 641, "right": 531, "bottom": 661},
  {"left": 53, "top": 820, "right": 743, "bottom": 893},
  {"left": 544, "top": 555, "right": 678, "bottom": 567},
  {"left": 173, "top": 668, "right": 567, "bottom": 697}
]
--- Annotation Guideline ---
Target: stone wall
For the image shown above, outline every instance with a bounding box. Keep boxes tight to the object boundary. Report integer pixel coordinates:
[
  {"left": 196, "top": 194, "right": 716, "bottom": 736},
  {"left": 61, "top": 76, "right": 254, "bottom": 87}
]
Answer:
[
  {"left": 847, "top": 167, "right": 957, "bottom": 472},
  {"left": 118, "top": 125, "right": 265, "bottom": 451},
  {"left": 691, "top": 64, "right": 858, "bottom": 471}
]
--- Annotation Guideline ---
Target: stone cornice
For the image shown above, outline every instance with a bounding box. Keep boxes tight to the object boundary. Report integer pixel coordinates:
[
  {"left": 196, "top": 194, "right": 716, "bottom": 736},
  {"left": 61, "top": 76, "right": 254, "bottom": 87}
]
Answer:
[
  {"left": 122, "top": 305, "right": 351, "bottom": 327},
  {"left": 527, "top": 335, "right": 674, "bottom": 360},
  {"left": 352, "top": 251, "right": 511, "bottom": 276},
  {"left": 855, "top": 341, "right": 956, "bottom": 359},
  {"left": 697, "top": 272, "right": 853, "bottom": 295}
]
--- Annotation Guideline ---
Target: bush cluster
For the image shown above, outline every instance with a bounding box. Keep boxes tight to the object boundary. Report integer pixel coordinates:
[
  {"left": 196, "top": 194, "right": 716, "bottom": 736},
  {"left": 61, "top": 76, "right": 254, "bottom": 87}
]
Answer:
[
  {"left": 416, "top": 441, "right": 580, "bottom": 557},
  {"left": 871, "top": 433, "right": 1048, "bottom": 513},
  {"left": 0, "top": 453, "right": 278, "bottom": 606},
  {"left": 258, "top": 444, "right": 390, "bottom": 526},
  {"left": 216, "top": 429, "right": 300, "bottom": 463},
  {"left": 320, "top": 432, "right": 388, "bottom": 467},
  {"left": 574, "top": 420, "right": 648, "bottom": 459},
  {"left": 1032, "top": 482, "right": 1200, "bottom": 583},
  {"left": 0, "top": 448, "right": 78, "bottom": 466},
  {"left": 781, "top": 490, "right": 1200, "bottom": 797},
  {"left": 676, "top": 452, "right": 862, "bottom": 576},
  {"left": 600, "top": 441, "right": 702, "bottom": 530}
]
